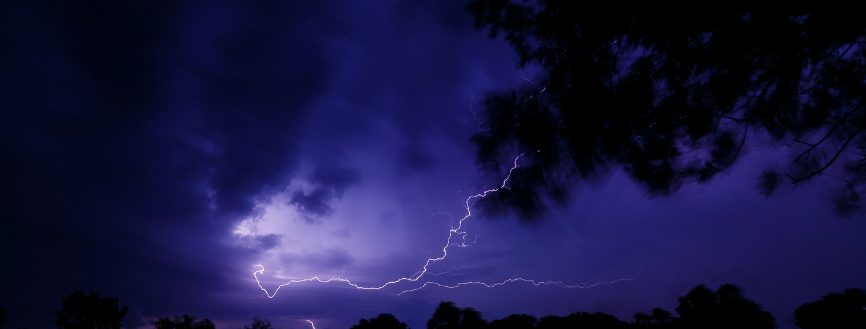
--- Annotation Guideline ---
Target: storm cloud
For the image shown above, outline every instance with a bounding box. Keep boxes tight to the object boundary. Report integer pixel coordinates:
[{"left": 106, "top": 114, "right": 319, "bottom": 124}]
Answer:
[{"left": 2, "top": 1, "right": 865, "bottom": 329}]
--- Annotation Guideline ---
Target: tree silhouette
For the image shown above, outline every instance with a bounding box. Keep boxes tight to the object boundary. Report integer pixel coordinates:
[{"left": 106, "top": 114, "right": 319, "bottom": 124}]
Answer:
[
  {"left": 341, "top": 285, "right": 866, "bottom": 329},
  {"left": 488, "top": 314, "right": 536, "bottom": 329},
  {"left": 535, "top": 315, "right": 565, "bottom": 329},
  {"left": 467, "top": 0, "right": 866, "bottom": 218},
  {"left": 0, "top": 305, "right": 6, "bottom": 329},
  {"left": 54, "top": 291, "right": 128, "bottom": 329},
  {"left": 794, "top": 288, "right": 866, "bottom": 329},
  {"left": 154, "top": 315, "right": 215, "bottom": 329},
  {"left": 427, "top": 301, "right": 489, "bottom": 329},
  {"left": 632, "top": 308, "right": 673, "bottom": 329},
  {"left": 673, "top": 284, "right": 775, "bottom": 329},
  {"left": 243, "top": 317, "right": 274, "bottom": 329},
  {"left": 538, "top": 312, "right": 628, "bottom": 329},
  {"left": 458, "top": 307, "right": 487, "bottom": 329},
  {"left": 350, "top": 313, "right": 408, "bottom": 329},
  {"left": 567, "top": 312, "right": 628, "bottom": 329}
]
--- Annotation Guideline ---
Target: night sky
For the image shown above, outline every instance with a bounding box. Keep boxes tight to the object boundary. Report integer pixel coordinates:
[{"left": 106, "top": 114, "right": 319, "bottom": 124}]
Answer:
[{"left": 2, "top": 1, "right": 865, "bottom": 329}]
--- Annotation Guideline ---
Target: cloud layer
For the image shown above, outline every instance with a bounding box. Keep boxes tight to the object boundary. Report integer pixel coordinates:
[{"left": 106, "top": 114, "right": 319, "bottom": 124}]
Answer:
[{"left": 2, "top": 2, "right": 865, "bottom": 329}]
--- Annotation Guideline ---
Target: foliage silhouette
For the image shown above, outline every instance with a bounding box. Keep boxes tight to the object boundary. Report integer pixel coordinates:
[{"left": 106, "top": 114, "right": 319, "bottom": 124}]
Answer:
[
  {"left": 467, "top": 0, "right": 866, "bottom": 218},
  {"left": 673, "top": 284, "right": 775, "bottom": 329},
  {"left": 350, "top": 313, "right": 408, "bottom": 329},
  {"left": 794, "top": 288, "right": 866, "bottom": 329},
  {"left": 54, "top": 291, "right": 128, "bottom": 329},
  {"left": 11, "top": 284, "right": 865, "bottom": 328},
  {"left": 154, "top": 315, "right": 215, "bottom": 329},
  {"left": 488, "top": 314, "right": 537, "bottom": 329},
  {"left": 427, "top": 301, "right": 488, "bottom": 329},
  {"left": 631, "top": 308, "right": 673, "bottom": 329},
  {"left": 429, "top": 284, "right": 774, "bottom": 329},
  {"left": 538, "top": 312, "right": 628, "bottom": 329},
  {"left": 0, "top": 305, "right": 6, "bottom": 329},
  {"left": 243, "top": 317, "right": 274, "bottom": 329}
]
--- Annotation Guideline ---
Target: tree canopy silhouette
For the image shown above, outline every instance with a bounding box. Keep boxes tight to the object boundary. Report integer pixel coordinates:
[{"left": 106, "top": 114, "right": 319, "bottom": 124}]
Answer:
[
  {"left": 427, "top": 301, "right": 488, "bottom": 329},
  {"left": 631, "top": 308, "right": 673, "bottom": 329},
  {"left": 795, "top": 288, "right": 866, "bottom": 329},
  {"left": 154, "top": 315, "right": 215, "bottom": 329},
  {"left": 489, "top": 314, "right": 537, "bottom": 329},
  {"left": 10, "top": 284, "right": 864, "bottom": 328},
  {"left": 673, "top": 284, "right": 775, "bottom": 329},
  {"left": 243, "top": 317, "right": 274, "bottom": 329},
  {"left": 467, "top": 0, "right": 866, "bottom": 218},
  {"left": 538, "top": 312, "right": 628, "bottom": 329},
  {"left": 54, "top": 291, "right": 128, "bottom": 329},
  {"left": 350, "top": 313, "right": 409, "bottom": 329},
  {"left": 426, "top": 284, "right": 775, "bottom": 329}
]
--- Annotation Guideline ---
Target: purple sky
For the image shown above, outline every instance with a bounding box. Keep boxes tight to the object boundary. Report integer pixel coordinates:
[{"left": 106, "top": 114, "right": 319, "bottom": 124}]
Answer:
[{"left": 1, "top": 1, "right": 865, "bottom": 329}]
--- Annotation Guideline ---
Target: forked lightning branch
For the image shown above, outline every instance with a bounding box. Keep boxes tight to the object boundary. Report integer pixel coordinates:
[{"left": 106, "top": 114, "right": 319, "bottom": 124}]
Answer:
[{"left": 252, "top": 154, "right": 641, "bottom": 297}]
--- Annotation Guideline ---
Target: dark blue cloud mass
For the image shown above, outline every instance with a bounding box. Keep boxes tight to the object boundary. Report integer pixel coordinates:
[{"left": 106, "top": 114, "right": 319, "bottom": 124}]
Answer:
[
  {"left": 1, "top": 1, "right": 864, "bottom": 329},
  {"left": 290, "top": 164, "right": 362, "bottom": 220},
  {"left": 1, "top": 0, "right": 336, "bottom": 327}
]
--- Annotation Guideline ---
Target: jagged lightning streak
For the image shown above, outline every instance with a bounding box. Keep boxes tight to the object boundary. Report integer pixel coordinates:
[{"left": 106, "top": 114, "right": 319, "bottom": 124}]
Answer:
[
  {"left": 253, "top": 152, "right": 648, "bottom": 298},
  {"left": 253, "top": 154, "right": 525, "bottom": 298},
  {"left": 398, "top": 277, "right": 635, "bottom": 295},
  {"left": 397, "top": 261, "right": 650, "bottom": 295},
  {"left": 305, "top": 320, "right": 316, "bottom": 329}
]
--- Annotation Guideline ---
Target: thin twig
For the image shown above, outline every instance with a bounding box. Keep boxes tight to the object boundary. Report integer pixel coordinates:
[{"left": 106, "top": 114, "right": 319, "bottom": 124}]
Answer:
[{"left": 788, "top": 127, "right": 865, "bottom": 184}]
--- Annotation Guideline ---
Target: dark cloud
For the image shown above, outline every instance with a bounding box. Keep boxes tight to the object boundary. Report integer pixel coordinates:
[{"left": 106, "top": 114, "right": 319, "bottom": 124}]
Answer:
[
  {"left": 0, "top": 0, "right": 336, "bottom": 327},
  {"left": 237, "top": 234, "right": 282, "bottom": 252},
  {"left": 3, "top": 1, "right": 863, "bottom": 329},
  {"left": 310, "top": 164, "right": 362, "bottom": 198},
  {"left": 289, "top": 164, "right": 361, "bottom": 220},
  {"left": 290, "top": 188, "right": 335, "bottom": 219}
]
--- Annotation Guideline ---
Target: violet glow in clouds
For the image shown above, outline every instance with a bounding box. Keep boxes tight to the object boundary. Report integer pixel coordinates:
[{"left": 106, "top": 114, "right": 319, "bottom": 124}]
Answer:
[
  {"left": 250, "top": 154, "right": 644, "bottom": 299},
  {"left": 2, "top": 1, "right": 866, "bottom": 329},
  {"left": 250, "top": 155, "right": 527, "bottom": 297}
]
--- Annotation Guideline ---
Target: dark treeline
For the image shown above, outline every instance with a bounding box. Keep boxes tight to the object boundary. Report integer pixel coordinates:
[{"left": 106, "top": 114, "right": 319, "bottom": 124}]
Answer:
[
  {"left": 353, "top": 284, "right": 865, "bottom": 329},
  {"left": 0, "top": 284, "right": 863, "bottom": 329}
]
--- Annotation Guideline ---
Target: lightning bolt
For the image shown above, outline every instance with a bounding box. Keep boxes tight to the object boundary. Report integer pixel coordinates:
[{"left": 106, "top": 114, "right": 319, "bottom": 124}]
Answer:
[
  {"left": 252, "top": 153, "right": 646, "bottom": 298},
  {"left": 396, "top": 261, "right": 650, "bottom": 295},
  {"left": 305, "top": 320, "right": 316, "bottom": 329},
  {"left": 397, "top": 277, "right": 633, "bottom": 295},
  {"left": 254, "top": 154, "right": 525, "bottom": 297}
]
